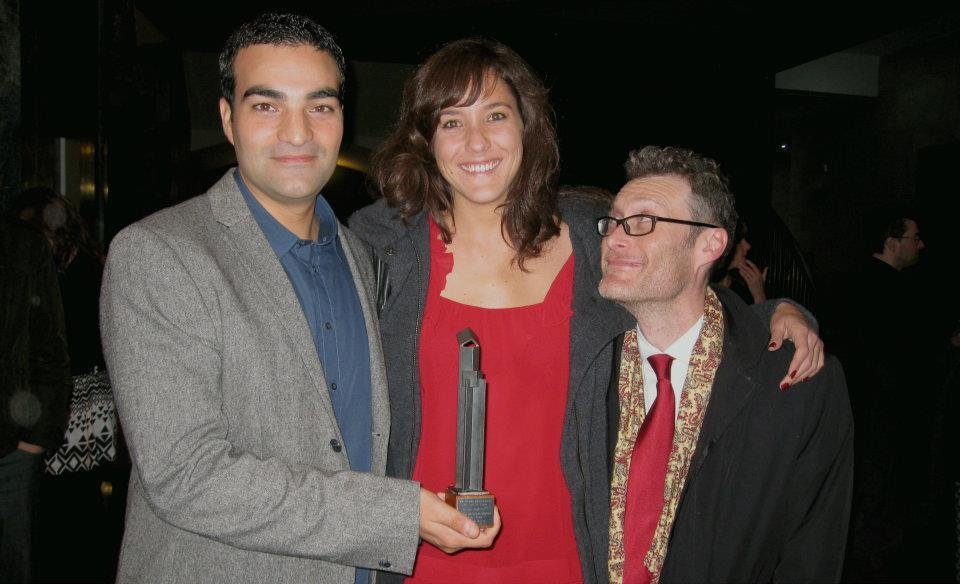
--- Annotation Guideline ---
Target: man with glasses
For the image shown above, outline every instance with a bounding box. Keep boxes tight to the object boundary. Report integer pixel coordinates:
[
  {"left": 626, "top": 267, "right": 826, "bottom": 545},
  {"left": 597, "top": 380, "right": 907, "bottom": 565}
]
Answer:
[
  {"left": 840, "top": 210, "right": 945, "bottom": 580},
  {"left": 875, "top": 215, "right": 925, "bottom": 271},
  {"left": 581, "top": 146, "right": 853, "bottom": 582}
]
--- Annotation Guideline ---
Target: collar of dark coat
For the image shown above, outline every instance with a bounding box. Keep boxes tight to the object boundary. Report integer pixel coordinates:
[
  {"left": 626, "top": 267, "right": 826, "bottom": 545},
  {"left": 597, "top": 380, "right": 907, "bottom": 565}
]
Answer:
[
  {"left": 684, "top": 285, "right": 776, "bottom": 477},
  {"left": 561, "top": 194, "right": 636, "bottom": 394},
  {"left": 348, "top": 197, "right": 422, "bottom": 249},
  {"left": 348, "top": 198, "right": 429, "bottom": 303}
]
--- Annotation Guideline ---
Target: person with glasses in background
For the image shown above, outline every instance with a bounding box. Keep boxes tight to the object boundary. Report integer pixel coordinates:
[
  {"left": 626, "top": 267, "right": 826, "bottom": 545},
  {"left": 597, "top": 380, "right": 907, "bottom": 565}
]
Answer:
[
  {"left": 838, "top": 210, "right": 954, "bottom": 581},
  {"left": 587, "top": 146, "right": 853, "bottom": 583}
]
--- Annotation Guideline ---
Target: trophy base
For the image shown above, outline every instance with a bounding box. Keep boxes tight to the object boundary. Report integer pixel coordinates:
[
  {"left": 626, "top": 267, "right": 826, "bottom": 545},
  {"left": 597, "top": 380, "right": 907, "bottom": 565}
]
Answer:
[{"left": 445, "top": 486, "right": 495, "bottom": 528}]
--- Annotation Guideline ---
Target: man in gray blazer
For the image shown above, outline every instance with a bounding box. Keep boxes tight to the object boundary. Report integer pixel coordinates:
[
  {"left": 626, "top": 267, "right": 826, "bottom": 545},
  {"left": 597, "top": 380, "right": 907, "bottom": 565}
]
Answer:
[{"left": 100, "top": 13, "right": 499, "bottom": 583}]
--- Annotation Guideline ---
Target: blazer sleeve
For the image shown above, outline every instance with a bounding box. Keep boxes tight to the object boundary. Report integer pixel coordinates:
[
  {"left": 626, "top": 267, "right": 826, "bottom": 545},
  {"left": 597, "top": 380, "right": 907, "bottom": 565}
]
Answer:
[
  {"left": 100, "top": 223, "right": 421, "bottom": 573},
  {"left": 774, "top": 357, "right": 854, "bottom": 581}
]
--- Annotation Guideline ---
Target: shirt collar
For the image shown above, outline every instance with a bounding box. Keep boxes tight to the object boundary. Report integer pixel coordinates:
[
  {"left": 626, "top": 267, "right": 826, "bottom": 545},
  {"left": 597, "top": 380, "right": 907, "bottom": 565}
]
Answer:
[
  {"left": 635, "top": 315, "right": 704, "bottom": 365},
  {"left": 235, "top": 171, "right": 339, "bottom": 256}
]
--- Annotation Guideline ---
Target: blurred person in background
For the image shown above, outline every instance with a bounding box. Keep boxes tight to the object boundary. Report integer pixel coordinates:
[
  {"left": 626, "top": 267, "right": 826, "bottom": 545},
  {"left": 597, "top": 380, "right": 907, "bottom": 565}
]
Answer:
[
  {"left": 11, "top": 187, "right": 106, "bottom": 376},
  {"left": 712, "top": 219, "right": 767, "bottom": 304},
  {"left": 10, "top": 186, "right": 124, "bottom": 581},
  {"left": 0, "top": 212, "right": 71, "bottom": 583}
]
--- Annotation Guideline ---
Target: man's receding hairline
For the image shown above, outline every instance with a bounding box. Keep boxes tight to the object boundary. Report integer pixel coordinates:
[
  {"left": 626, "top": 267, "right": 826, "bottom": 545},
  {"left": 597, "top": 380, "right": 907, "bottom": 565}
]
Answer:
[{"left": 231, "top": 42, "right": 341, "bottom": 69}]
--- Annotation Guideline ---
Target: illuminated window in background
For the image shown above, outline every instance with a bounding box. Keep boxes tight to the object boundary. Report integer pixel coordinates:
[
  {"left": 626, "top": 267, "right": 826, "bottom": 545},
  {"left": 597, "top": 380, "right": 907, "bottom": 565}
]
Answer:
[
  {"left": 58, "top": 137, "right": 106, "bottom": 208},
  {"left": 56, "top": 137, "right": 106, "bottom": 242}
]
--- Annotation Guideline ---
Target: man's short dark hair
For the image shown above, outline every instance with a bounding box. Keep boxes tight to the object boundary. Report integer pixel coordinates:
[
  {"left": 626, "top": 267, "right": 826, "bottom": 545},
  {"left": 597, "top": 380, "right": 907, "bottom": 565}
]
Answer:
[
  {"left": 866, "top": 209, "right": 917, "bottom": 254},
  {"left": 218, "top": 12, "right": 346, "bottom": 104},
  {"left": 623, "top": 146, "right": 738, "bottom": 257}
]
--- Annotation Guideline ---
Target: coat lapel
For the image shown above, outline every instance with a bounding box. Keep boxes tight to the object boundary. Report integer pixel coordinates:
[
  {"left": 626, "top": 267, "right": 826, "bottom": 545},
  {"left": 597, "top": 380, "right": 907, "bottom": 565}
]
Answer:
[
  {"left": 207, "top": 170, "right": 341, "bottom": 435},
  {"left": 685, "top": 288, "right": 766, "bottom": 481}
]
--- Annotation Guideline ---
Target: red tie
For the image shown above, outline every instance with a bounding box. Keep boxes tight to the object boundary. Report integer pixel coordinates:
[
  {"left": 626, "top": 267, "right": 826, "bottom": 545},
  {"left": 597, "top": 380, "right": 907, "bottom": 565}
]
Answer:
[{"left": 623, "top": 353, "right": 675, "bottom": 584}]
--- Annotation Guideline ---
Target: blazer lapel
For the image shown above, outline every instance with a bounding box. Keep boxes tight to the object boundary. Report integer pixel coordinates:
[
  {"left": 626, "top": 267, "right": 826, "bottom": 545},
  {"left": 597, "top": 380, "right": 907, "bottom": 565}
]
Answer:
[
  {"left": 339, "top": 226, "right": 391, "bottom": 472},
  {"left": 208, "top": 170, "right": 340, "bottom": 434}
]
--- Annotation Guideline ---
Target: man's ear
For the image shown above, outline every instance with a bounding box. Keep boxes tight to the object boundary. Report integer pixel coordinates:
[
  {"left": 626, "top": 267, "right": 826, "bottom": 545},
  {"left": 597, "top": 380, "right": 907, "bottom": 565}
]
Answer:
[
  {"left": 701, "top": 227, "right": 728, "bottom": 264},
  {"left": 219, "top": 98, "right": 235, "bottom": 145},
  {"left": 884, "top": 236, "right": 898, "bottom": 251}
]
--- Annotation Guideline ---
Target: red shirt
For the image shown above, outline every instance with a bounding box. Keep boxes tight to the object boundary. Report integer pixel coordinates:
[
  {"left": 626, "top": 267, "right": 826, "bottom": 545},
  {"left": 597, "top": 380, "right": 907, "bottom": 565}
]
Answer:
[{"left": 408, "top": 219, "right": 582, "bottom": 584}]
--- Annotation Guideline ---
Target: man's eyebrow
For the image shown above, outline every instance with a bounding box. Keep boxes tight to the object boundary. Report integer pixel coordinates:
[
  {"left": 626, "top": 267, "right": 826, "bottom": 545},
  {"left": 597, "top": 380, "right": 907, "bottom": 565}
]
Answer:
[
  {"left": 242, "top": 86, "right": 284, "bottom": 100},
  {"left": 308, "top": 88, "right": 341, "bottom": 101}
]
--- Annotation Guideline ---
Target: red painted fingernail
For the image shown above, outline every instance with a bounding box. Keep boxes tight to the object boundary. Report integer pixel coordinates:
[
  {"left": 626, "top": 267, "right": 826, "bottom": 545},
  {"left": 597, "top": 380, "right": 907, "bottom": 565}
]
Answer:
[
  {"left": 790, "top": 370, "right": 797, "bottom": 379},
  {"left": 780, "top": 382, "right": 790, "bottom": 391},
  {"left": 768, "top": 342, "right": 777, "bottom": 349}
]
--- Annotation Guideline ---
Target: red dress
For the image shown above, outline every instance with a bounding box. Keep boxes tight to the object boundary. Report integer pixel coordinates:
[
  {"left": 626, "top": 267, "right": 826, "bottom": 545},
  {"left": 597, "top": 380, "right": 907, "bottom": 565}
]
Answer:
[{"left": 407, "top": 219, "right": 582, "bottom": 584}]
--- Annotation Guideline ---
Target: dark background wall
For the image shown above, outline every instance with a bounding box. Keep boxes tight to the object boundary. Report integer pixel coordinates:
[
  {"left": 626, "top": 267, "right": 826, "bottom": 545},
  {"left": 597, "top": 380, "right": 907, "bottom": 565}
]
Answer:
[
  {"left": 10, "top": 1, "right": 960, "bottom": 312},
  {"left": 770, "top": 20, "right": 960, "bottom": 327},
  {"left": 0, "top": 0, "right": 20, "bottom": 207}
]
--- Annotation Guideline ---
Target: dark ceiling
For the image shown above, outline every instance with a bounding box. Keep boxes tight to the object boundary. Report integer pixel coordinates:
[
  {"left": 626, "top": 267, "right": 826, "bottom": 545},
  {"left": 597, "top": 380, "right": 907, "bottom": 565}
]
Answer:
[
  {"left": 134, "top": 0, "right": 955, "bottom": 72},
  {"left": 21, "top": 0, "right": 960, "bottom": 212}
]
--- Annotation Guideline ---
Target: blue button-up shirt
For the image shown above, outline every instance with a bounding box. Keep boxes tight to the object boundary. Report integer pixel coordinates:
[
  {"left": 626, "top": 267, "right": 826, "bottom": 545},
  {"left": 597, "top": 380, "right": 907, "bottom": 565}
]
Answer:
[{"left": 237, "top": 174, "right": 372, "bottom": 478}]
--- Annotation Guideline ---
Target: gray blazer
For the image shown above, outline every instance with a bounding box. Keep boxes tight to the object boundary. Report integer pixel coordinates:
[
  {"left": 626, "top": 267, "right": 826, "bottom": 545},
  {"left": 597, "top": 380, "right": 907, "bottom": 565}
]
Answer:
[{"left": 100, "top": 170, "right": 420, "bottom": 583}]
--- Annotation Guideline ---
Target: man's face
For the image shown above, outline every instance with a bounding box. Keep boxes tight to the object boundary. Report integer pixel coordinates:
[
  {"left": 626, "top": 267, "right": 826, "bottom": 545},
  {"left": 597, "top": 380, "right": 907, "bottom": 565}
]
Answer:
[
  {"left": 219, "top": 44, "right": 343, "bottom": 209},
  {"left": 893, "top": 218, "right": 924, "bottom": 268},
  {"left": 599, "top": 175, "right": 701, "bottom": 308}
]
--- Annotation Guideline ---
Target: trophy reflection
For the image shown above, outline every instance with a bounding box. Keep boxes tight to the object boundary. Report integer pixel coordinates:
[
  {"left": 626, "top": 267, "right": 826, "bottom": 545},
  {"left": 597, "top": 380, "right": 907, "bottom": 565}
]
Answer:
[{"left": 444, "top": 328, "right": 495, "bottom": 527}]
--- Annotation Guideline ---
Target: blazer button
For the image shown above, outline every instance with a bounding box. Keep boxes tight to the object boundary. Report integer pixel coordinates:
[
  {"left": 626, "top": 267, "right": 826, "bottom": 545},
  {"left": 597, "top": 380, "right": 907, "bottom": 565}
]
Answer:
[
  {"left": 384, "top": 246, "right": 396, "bottom": 256},
  {"left": 379, "top": 560, "right": 391, "bottom": 569},
  {"left": 329, "top": 439, "right": 342, "bottom": 453}
]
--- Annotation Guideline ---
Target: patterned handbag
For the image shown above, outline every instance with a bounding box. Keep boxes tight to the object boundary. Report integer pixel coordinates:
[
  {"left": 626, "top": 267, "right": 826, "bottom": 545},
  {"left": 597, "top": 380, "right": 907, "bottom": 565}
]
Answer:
[{"left": 44, "top": 367, "right": 117, "bottom": 475}]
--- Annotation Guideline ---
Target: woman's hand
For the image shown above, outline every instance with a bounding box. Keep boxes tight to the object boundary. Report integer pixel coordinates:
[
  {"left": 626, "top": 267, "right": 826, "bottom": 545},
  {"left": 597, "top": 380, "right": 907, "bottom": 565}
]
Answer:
[
  {"left": 769, "top": 303, "right": 825, "bottom": 390},
  {"left": 737, "top": 259, "right": 768, "bottom": 303}
]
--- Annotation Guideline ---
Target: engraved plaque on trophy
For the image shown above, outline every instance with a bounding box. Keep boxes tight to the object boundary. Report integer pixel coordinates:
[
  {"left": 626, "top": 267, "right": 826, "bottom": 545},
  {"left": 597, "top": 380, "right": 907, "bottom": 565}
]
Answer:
[{"left": 444, "top": 328, "right": 495, "bottom": 527}]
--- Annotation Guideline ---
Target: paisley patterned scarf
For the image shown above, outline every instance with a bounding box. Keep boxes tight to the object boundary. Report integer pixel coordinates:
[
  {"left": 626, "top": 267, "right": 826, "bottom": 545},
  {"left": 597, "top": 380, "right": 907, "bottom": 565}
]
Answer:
[{"left": 609, "top": 288, "right": 724, "bottom": 583}]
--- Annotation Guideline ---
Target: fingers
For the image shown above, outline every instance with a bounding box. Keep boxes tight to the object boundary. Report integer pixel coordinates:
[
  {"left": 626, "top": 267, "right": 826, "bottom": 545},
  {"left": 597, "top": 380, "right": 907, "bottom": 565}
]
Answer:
[
  {"left": 16, "top": 441, "right": 44, "bottom": 454},
  {"left": 780, "top": 329, "right": 825, "bottom": 388},
  {"left": 768, "top": 302, "right": 825, "bottom": 390},
  {"left": 780, "top": 336, "right": 809, "bottom": 391},
  {"left": 418, "top": 488, "right": 500, "bottom": 554},
  {"left": 774, "top": 326, "right": 826, "bottom": 390},
  {"left": 739, "top": 261, "right": 764, "bottom": 285}
]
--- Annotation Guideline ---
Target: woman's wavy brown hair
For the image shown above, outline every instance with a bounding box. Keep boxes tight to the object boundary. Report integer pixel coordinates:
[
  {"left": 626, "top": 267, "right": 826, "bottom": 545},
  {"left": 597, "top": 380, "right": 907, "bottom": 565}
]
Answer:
[{"left": 373, "top": 37, "right": 561, "bottom": 268}]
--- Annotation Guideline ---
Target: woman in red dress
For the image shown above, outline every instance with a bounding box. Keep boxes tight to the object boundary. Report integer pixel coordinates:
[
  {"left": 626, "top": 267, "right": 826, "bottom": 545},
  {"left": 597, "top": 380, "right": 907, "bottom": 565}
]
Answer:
[{"left": 350, "top": 38, "right": 824, "bottom": 583}]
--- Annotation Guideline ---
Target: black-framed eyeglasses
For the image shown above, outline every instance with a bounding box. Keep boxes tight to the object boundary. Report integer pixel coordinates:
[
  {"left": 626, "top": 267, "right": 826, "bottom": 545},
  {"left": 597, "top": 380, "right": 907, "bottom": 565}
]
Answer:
[
  {"left": 894, "top": 235, "right": 922, "bottom": 242},
  {"left": 596, "top": 214, "right": 720, "bottom": 237}
]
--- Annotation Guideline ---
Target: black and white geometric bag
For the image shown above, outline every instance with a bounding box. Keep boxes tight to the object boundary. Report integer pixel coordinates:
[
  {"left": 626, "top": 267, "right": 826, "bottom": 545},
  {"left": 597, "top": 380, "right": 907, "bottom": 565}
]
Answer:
[{"left": 44, "top": 367, "right": 117, "bottom": 475}]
